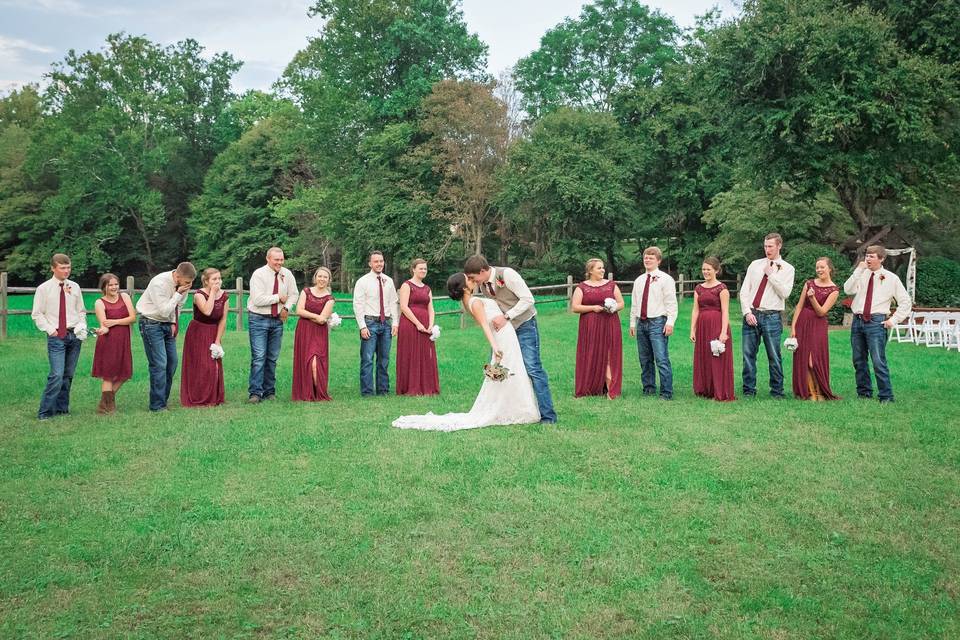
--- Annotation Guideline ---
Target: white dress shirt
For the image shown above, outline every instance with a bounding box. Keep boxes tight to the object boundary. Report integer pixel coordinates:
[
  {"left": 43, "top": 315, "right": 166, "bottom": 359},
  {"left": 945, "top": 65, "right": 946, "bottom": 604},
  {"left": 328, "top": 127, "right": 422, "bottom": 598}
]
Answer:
[
  {"left": 353, "top": 271, "right": 400, "bottom": 330},
  {"left": 136, "top": 271, "right": 186, "bottom": 323},
  {"left": 486, "top": 267, "right": 535, "bottom": 321},
  {"left": 32, "top": 277, "right": 87, "bottom": 335},
  {"left": 247, "top": 265, "right": 299, "bottom": 316},
  {"left": 843, "top": 266, "right": 911, "bottom": 324},
  {"left": 629, "top": 269, "right": 678, "bottom": 327},
  {"left": 739, "top": 256, "right": 795, "bottom": 315}
]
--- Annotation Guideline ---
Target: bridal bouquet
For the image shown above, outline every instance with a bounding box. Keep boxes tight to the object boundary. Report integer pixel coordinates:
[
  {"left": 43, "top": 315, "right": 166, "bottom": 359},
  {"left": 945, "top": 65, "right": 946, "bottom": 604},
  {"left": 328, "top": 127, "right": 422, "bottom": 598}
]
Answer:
[
  {"left": 327, "top": 313, "right": 342, "bottom": 328},
  {"left": 209, "top": 343, "right": 225, "bottom": 360},
  {"left": 483, "top": 362, "right": 513, "bottom": 382},
  {"left": 603, "top": 297, "right": 618, "bottom": 313},
  {"left": 74, "top": 326, "right": 89, "bottom": 341},
  {"left": 784, "top": 337, "right": 798, "bottom": 352},
  {"left": 709, "top": 339, "right": 726, "bottom": 357},
  {"left": 429, "top": 325, "right": 441, "bottom": 342}
]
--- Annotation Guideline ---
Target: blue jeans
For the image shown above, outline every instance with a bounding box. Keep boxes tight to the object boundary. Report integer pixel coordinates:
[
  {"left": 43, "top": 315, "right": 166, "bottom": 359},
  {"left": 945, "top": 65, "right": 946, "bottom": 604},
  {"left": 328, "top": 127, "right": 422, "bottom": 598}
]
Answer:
[
  {"left": 515, "top": 317, "right": 557, "bottom": 422},
  {"left": 851, "top": 314, "right": 894, "bottom": 401},
  {"left": 360, "top": 317, "right": 392, "bottom": 395},
  {"left": 38, "top": 331, "right": 82, "bottom": 419},
  {"left": 742, "top": 311, "right": 785, "bottom": 397},
  {"left": 248, "top": 313, "right": 284, "bottom": 399},
  {"left": 139, "top": 319, "right": 178, "bottom": 411},
  {"left": 635, "top": 316, "right": 673, "bottom": 399}
]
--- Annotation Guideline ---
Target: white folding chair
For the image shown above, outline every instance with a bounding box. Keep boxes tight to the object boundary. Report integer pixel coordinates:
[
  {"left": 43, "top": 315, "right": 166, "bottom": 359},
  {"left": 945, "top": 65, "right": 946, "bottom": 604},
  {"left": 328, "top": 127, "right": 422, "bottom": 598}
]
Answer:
[
  {"left": 923, "top": 312, "right": 946, "bottom": 348},
  {"left": 888, "top": 312, "right": 915, "bottom": 343},
  {"left": 912, "top": 313, "right": 928, "bottom": 345},
  {"left": 941, "top": 313, "right": 960, "bottom": 351}
]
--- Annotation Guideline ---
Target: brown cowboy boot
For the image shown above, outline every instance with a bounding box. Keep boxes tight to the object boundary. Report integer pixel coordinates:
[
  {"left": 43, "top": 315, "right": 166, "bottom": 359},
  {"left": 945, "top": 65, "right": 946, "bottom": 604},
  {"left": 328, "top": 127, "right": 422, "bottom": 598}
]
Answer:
[
  {"left": 96, "top": 392, "right": 109, "bottom": 414},
  {"left": 105, "top": 390, "right": 116, "bottom": 413}
]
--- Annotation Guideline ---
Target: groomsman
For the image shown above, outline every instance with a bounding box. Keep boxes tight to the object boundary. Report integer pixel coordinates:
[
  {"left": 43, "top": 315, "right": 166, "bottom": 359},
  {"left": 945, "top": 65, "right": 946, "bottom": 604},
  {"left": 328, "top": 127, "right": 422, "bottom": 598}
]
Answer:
[
  {"left": 137, "top": 261, "right": 196, "bottom": 411},
  {"left": 629, "top": 246, "right": 678, "bottom": 400},
  {"left": 247, "top": 247, "right": 299, "bottom": 403},
  {"left": 464, "top": 255, "right": 557, "bottom": 423},
  {"left": 31, "top": 253, "right": 87, "bottom": 420},
  {"left": 844, "top": 245, "right": 911, "bottom": 403},
  {"left": 353, "top": 250, "right": 399, "bottom": 396},
  {"left": 739, "top": 232, "right": 795, "bottom": 398}
]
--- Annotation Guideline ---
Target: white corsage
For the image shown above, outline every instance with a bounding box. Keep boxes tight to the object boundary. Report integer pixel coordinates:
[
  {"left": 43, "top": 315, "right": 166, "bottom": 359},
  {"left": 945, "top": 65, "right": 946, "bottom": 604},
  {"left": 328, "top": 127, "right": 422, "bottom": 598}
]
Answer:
[
  {"left": 784, "top": 337, "right": 798, "bottom": 352},
  {"left": 430, "top": 325, "right": 441, "bottom": 342},
  {"left": 603, "top": 297, "right": 618, "bottom": 313},
  {"left": 327, "top": 312, "right": 342, "bottom": 328},
  {"left": 209, "top": 343, "right": 225, "bottom": 360},
  {"left": 710, "top": 339, "right": 726, "bottom": 357},
  {"left": 74, "top": 326, "right": 89, "bottom": 341}
]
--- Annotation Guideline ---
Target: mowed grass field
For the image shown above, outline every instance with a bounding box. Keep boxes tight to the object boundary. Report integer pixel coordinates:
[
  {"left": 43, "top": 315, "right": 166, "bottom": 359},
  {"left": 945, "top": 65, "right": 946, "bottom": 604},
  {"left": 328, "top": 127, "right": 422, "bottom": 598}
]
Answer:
[{"left": 0, "top": 299, "right": 957, "bottom": 639}]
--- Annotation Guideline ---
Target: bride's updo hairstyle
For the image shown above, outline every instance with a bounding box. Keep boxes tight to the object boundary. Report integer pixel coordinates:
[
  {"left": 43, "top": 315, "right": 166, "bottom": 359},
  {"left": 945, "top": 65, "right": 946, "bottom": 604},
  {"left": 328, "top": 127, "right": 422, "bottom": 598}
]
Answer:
[{"left": 447, "top": 272, "right": 468, "bottom": 301}]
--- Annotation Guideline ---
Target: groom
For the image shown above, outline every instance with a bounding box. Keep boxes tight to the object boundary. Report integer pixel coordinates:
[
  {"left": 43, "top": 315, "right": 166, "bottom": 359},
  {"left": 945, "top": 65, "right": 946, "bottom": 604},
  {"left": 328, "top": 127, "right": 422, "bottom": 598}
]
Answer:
[{"left": 464, "top": 256, "right": 557, "bottom": 424}]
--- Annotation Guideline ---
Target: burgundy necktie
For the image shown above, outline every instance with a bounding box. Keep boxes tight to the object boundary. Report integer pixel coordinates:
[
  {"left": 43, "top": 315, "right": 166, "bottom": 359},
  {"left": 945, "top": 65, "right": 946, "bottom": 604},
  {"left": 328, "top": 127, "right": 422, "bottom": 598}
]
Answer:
[
  {"left": 57, "top": 282, "right": 67, "bottom": 338},
  {"left": 378, "top": 277, "right": 385, "bottom": 323},
  {"left": 486, "top": 282, "right": 495, "bottom": 297},
  {"left": 640, "top": 274, "right": 651, "bottom": 320},
  {"left": 862, "top": 273, "right": 875, "bottom": 322},
  {"left": 751, "top": 263, "right": 772, "bottom": 310},
  {"left": 271, "top": 272, "right": 279, "bottom": 317}
]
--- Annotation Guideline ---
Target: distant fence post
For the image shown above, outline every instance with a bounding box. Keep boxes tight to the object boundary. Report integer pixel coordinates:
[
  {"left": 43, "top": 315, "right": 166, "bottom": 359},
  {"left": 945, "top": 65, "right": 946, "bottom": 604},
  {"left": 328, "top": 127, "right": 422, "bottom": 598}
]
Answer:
[
  {"left": 677, "top": 273, "right": 685, "bottom": 303},
  {"left": 1, "top": 272, "right": 7, "bottom": 340},
  {"left": 125, "top": 276, "right": 135, "bottom": 300},
  {"left": 736, "top": 272, "right": 742, "bottom": 296},
  {"left": 566, "top": 275, "right": 574, "bottom": 310},
  {"left": 235, "top": 277, "right": 244, "bottom": 332}
]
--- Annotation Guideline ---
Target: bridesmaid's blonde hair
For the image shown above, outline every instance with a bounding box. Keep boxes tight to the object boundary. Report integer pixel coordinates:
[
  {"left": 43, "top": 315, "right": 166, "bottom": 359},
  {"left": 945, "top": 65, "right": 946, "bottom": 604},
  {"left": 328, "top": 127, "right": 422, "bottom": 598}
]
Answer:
[
  {"left": 200, "top": 268, "right": 220, "bottom": 286},
  {"left": 816, "top": 257, "right": 835, "bottom": 276},
  {"left": 584, "top": 258, "right": 604, "bottom": 279},
  {"left": 313, "top": 266, "right": 332, "bottom": 285},
  {"left": 410, "top": 258, "right": 427, "bottom": 273}
]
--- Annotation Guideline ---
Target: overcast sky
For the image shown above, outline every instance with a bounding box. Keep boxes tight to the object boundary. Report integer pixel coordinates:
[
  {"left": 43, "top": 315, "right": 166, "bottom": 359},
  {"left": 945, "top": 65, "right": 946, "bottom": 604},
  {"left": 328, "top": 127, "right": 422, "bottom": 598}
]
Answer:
[{"left": 0, "top": 0, "right": 738, "bottom": 93}]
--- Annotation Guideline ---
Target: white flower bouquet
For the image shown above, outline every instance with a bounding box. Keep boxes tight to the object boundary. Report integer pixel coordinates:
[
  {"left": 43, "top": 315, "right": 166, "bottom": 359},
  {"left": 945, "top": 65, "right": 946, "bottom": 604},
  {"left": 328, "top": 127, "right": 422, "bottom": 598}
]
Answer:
[
  {"left": 709, "top": 339, "right": 726, "bottom": 357},
  {"left": 74, "top": 326, "right": 89, "bottom": 341},
  {"left": 784, "top": 337, "right": 799, "bottom": 352},
  {"left": 209, "top": 343, "right": 225, "bottom": 360},
  {"left": 327, "top": 313, "right": 342, "bottom": 328},
  {"left": 429, "top": 325, "right": 441, "bottom": 342},
  {"left": 603, "top": 297, "right": 618, "bottom": 313}
]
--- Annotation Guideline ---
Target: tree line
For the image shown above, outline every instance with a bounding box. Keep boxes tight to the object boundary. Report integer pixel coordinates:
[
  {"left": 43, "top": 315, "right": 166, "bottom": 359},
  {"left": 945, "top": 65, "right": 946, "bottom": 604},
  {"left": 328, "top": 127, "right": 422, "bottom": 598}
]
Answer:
[{"left": 1, "top": 0, "right": 958, "bottom": 296}]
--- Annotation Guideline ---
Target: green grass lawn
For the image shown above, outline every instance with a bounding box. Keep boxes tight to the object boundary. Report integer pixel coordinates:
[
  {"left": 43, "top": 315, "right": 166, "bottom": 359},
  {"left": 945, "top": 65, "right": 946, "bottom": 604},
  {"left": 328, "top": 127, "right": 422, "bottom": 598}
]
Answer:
[{"left": 1, "top": 302, "right": 957, "bottom": 638}]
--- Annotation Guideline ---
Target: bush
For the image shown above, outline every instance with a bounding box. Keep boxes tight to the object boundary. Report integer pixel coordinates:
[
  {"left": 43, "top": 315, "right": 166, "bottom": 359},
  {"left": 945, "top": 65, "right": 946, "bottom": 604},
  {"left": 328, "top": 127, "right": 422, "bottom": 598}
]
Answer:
[
  {"left": 784, "top": 243, "right": 853, "bottom": 325},
  {"left": 916, "top": 256, "right": 960, "bottom": 307}
]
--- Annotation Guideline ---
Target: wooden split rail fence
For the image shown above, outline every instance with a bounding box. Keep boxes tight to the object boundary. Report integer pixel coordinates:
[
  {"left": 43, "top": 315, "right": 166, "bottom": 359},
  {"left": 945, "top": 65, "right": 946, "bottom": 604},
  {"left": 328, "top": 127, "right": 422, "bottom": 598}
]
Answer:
[{"left": 0, "top": 272, "right": 739, "bottom": 339}]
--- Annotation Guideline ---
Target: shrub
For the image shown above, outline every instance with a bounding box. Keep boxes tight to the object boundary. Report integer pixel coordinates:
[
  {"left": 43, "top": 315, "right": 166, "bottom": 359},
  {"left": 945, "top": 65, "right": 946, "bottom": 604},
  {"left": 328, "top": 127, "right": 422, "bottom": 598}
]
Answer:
[
  {"left": 916, "top": 256, "right": 960, "bottom": 307},
  {"left": 784, "top": 243, "right": 852, "bottom": 325}
]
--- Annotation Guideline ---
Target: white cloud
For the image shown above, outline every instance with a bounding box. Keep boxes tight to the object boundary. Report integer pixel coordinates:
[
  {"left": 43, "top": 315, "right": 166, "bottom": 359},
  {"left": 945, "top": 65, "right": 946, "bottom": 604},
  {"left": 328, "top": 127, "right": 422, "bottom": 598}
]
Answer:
[
  {"left": 0, "top": 0, "right": 87, "bottom": 14},
  {"left": 0, "top": 35, "right": 55, "bottom": 55}
]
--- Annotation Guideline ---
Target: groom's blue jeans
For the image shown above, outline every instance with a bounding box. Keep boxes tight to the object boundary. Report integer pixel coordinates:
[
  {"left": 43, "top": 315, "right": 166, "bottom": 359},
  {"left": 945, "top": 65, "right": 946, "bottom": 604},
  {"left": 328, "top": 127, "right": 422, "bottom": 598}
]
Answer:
[
  {"left": 851, "top": 314, "right": 894, "bottom": 401},
  {"left": 741, "top": 310, "right": 785, "bottom": 397},
  {"left": 635, "top": 316, "right": 673, "bottom": 399},
  {"left": 360, "top": 317, "right": 392, "bottom": 395},
  {"left": 515, "top": 317, "right": 557, "bottom": 422}
]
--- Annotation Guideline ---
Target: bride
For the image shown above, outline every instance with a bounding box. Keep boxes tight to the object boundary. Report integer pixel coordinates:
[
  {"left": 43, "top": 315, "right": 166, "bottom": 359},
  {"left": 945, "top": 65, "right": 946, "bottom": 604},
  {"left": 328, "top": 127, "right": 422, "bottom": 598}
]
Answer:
[{"left": 391, "top": 273, "right": 541, "bottom": 431}]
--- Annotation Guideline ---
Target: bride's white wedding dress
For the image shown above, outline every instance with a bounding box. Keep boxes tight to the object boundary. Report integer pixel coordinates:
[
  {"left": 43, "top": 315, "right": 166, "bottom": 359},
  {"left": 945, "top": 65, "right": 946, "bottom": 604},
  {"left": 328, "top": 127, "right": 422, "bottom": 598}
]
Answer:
[{"left": 391, "top": 296, "right": 541, "bottom": 431}]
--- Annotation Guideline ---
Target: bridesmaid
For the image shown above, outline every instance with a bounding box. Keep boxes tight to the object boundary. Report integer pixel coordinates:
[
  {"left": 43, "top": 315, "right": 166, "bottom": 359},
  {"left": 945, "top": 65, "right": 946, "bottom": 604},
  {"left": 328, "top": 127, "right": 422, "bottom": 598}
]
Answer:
[
  {"left": 91, "top": 273, "right": 136, "bottom": 414},
  {"left": 293, "top": 266, "right": 335, "bottom": 401},
  {"left": 571, "top": 258, "right": 624, "bottom": 398},
  {"left": 396, "top": 258, "right": 440, "bottom": 396},
  {"left": 690, "top": 257, "right": 735, "bottom": 401},
  {"left": 790, "top": 257, "right": 841, "bottom": 400},
  {"left": 180, "top": 268, "right": 227, "bottom": 407}
]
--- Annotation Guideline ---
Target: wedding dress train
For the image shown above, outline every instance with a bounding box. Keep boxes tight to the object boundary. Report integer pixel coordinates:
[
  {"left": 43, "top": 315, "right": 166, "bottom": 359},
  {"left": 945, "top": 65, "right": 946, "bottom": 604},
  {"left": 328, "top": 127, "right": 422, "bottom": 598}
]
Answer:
[{"left": 391, "top": 297, "right": 540, "bottom": 431}]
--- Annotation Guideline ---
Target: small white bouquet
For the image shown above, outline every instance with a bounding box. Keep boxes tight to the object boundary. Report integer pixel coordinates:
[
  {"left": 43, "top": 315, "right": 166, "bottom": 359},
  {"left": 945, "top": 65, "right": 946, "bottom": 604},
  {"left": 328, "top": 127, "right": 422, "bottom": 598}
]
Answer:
[
  {"left": 603, "top": 297, "right": 618, "bottom": 313},
  {"left": 429, "top": 325, "right": 441, "bottom": 342},
  {"left": 327, "top": 313, "right": 342, "bottom": 328},
  {"left": 784, "top": 337, "right": 799, "bottom": 352},
  {"left": 74, "top": 326, "right": 89, "bottom": 341},
  {"left": 209, "top": 343, "right": 225, "bottom": 360},
  {"left": 709, "top": 339, "right": 726, "bottom": 357}
]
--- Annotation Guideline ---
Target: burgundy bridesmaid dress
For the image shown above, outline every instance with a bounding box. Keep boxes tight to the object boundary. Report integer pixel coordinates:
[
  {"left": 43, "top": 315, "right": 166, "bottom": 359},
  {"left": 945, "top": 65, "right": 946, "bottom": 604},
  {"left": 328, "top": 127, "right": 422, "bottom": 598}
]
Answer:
[
  {"left": 292, "top": 289, "right": 333, "bottom": 401},
  {"left": 396, "top": 281, "right": 440, "bottom": 396},
  {"left": 180, "top": 291, "right": 227, "bottom": 407},
  {"left": 692, "top": 283, "right": 735, "bottom": 401},
  {"left": 91, "top": 296, "right": 133, "bottom": 382},
  {"left": 792, "top": 281, "right": 840, "bottom": 400},
  {"left": 574, "top": 280, "right": 623, "bottom": 398}
]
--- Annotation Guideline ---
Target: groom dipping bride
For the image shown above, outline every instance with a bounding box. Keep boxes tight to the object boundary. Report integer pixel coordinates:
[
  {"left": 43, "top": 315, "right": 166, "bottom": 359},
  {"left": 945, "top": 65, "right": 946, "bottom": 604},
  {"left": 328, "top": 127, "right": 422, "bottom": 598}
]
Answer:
[{"left": 391, "top": 256, "right": 557, "bottom": 431}]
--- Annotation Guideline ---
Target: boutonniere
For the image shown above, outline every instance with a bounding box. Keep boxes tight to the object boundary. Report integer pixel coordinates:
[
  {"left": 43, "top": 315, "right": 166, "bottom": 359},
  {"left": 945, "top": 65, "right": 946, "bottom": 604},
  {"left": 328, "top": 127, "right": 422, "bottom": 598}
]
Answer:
[
  {"left": 278, "top": 272, "right": 285, "bottom": 282},
  {"left": 64, "top": 283, "right": 73, "bottom": 295},
  {"left": 496, "top": 274, "right": 505, "bottom": 287},
  {"left": 879, "top": 274, "right": 886, "bottom": 282},
  {"left": 651, "top": 275, "right": 659, "bottom": 283}
]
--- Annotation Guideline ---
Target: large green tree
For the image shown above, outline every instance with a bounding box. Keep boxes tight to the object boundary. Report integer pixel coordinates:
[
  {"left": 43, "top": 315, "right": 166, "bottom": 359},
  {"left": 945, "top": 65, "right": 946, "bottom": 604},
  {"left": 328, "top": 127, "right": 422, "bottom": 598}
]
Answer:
[
  {"left": 514, "top": 0, "right": 679, "bottom": 119},
  {"left": 702, "top": 0, "right": 960, "bottom": 255}
]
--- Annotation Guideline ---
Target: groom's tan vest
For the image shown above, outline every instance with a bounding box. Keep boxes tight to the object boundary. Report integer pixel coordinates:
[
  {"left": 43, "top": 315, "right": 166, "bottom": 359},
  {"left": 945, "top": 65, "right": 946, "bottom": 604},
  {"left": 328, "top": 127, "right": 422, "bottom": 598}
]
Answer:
[{"left": 491, "top": 267, "right": 537, "bottom": 329}]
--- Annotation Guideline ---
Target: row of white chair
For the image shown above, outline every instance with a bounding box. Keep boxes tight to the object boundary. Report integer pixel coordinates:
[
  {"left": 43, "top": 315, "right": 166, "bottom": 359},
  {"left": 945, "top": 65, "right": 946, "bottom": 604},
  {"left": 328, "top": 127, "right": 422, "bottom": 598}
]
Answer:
[{"left": 888, "top": 311, "right": 960, "bottom": 351}]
